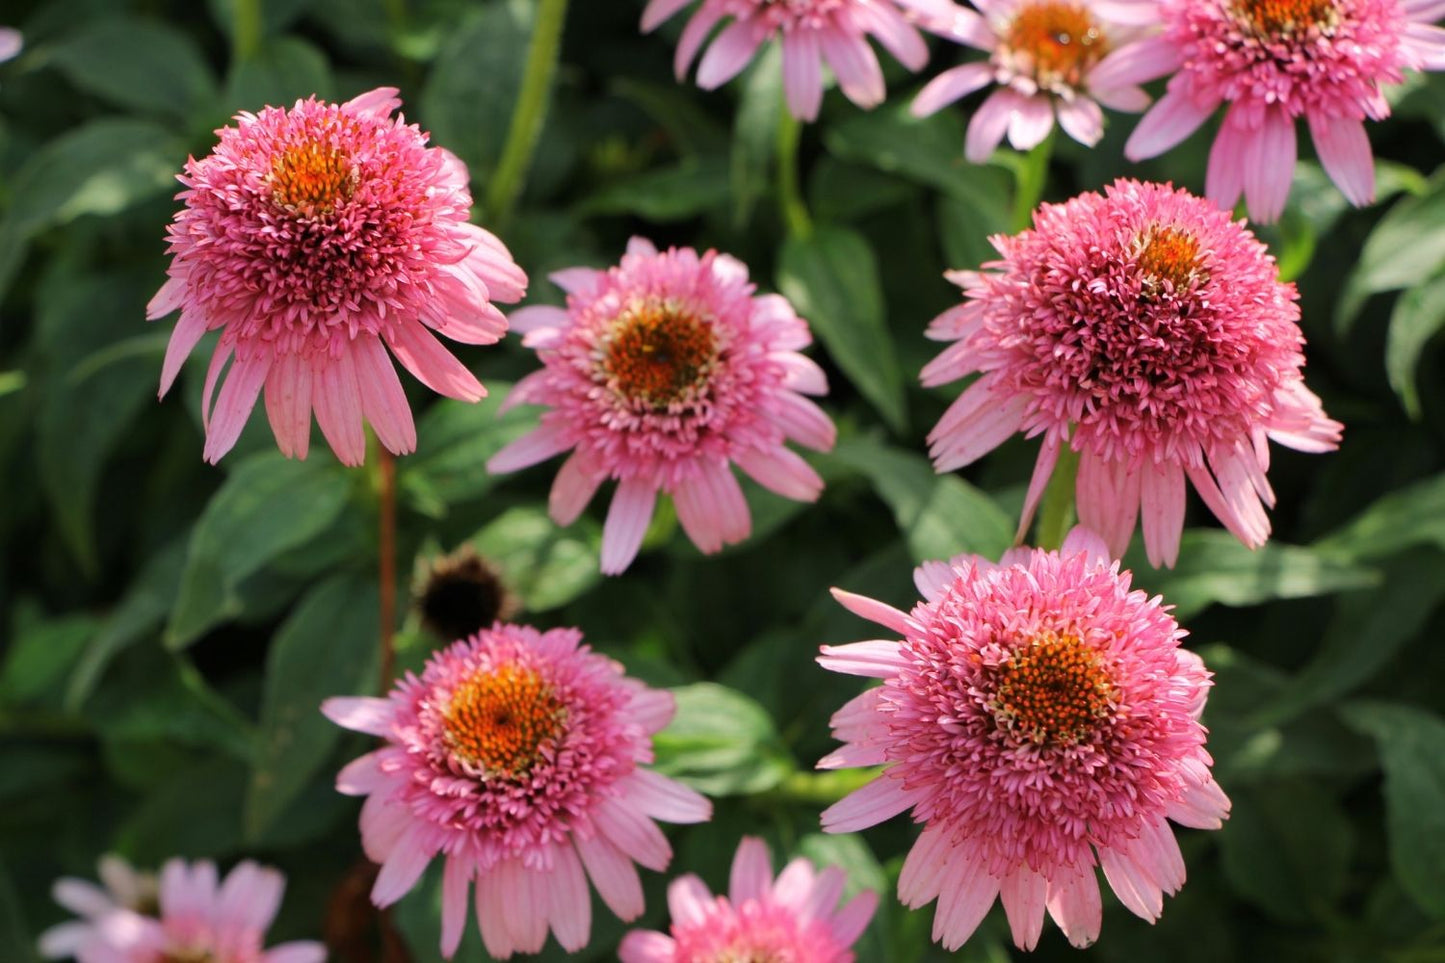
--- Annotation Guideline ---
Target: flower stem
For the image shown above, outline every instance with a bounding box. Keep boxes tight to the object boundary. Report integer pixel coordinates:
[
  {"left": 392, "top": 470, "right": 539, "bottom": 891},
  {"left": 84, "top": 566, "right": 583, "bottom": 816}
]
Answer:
[
  {"left": 759, "top": 768, "right": 881, "bottom": 808},
  {"left": 1009, "top": 133, "right": 1055, "bottom": 234},
  {"left": 485, "top": 0, "right": 570, "bottom": 228},
  {"left": 231, "top": 0, "right": 263, "bottom": 64},
  {"left": 1035, "top": 444, "right": 1080, "bottom": 551},
  {"left": 375, "top": 445, "right": 398, "bottom": 691},
  {"left": 776, "top": 109, "right": 813, "bottom": 239}
]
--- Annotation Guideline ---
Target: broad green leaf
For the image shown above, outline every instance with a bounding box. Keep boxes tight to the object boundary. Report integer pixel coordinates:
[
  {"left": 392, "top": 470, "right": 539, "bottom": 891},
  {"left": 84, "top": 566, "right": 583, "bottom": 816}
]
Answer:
[
  {"left": 0, "top": 613, "right": 98, "bottom": 709},
  {"left": 84, "top": 650, "right": 255, "bottom": 759},
  {"left": 730, "top": 46, "right": 782, "bottom": 227},
  {"left": 117, "top": 757, "right": 248, "bottom": 863},
  {"left": 1255, "top": 551, "right": 1445, "bottom": 726},
  {"left": 579, "top": 159, "right": 732, "bottom": 221},
  {"left": 1219, "top": 780, "right": 1354, "bottom": 924},
  {"left": 471, "top": 506, "right": 602, "bottom": 612},
  {"left": 419, "top": 0, "right": 532, "bottom": 178},
  {"left": 1342, "top": 702, "right": 1445, "bottom": 919},
  {"left": 50, "top": 17, "right": 217, "bottom": 118},
  {"left": 778, "top": 227, "right": 907, "bottom": 431},
  {"left": 246, "top": 574, "right": 379, "bottom": 840},
  {"left": 1338, "top": 171, "right": 1445, "bottom": 329},
  {"left": 399, "top": 385, "right": 535, "bottom": 516},
  {"left": 1315, "top": 472, "right": 1445, "bottom": 560},
  {"left": 166, "top": 453, "right": 353, "bottom": 648},
  {"left": 653, "top": 683, "right": 794, "bottom": 795},
  {"left": 1127, "top": 530, "right": 1380, "bottom": 620},
  {"left": 937, "top": 194, "right": 1002, "bottom": 271},
  {"left": 829, "top": 436, "right": 1013, "bottom": 561},
  {"left": 812, "top": 159, "right": 916, "bottom": 223},
  {"left": 613, "top": 78, "right": 730, "bottom": 160},
  {"left": 1385, "top": 273, "right": 1445, "bottom": 419},
  {"left": 224, "top": 36, "right": 333, "bottom": 109}
]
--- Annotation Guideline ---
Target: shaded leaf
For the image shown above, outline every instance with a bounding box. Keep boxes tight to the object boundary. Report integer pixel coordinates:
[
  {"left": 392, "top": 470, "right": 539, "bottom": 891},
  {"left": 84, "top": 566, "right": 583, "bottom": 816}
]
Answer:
[
  {"left": 50, "top": 16, "right": 216, "bottom": 118},
  {"left": 224, "top": 35, "right": 333, "bottom": 109},
  {"left": 0, "top": 613, "right": 98, "bottom": 709},
  {"left": 1339, "top": 171, "right": 1445, "bottom": 329},
  {"left": 730, "top": 47, "right": 782, "bottom": 227},
  {"left": 399, "top": 384, "right": 535, "bottom": 516},
  {"left": 1342, "top": 701, "right": 1445, "bottom": 919},
  {"left": 0, "top": 860, "right": 36, "bottom": 963},
  {"left": 471, "top": 506, "right": 602, "bottom": 612},
  {"left": 653, "top": 683, "right": 794, "bottom": 795},
  {"left": 246, "top": 574, "right": 379, "bottom": 840},
  {"left": 778, "top": 227, "right": 907, "bottom": 431},
  {"left": 579, "top": 159, "right": 731, "bottom": 221},
  {"left": 117, "top": 757, "right": 248, "bottom": 863},
  {"left": 1385, "top": 273, "right": 1445, "bottom": 419},
  {"left": 1315, "top": 473, "right": 1445, "bottom": 561}
]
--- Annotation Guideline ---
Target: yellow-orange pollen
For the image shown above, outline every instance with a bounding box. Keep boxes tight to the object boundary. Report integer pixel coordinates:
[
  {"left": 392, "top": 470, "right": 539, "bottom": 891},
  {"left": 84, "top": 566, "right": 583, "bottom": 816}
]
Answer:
[
  {"left": 443, "top": 665, "right": 567, "bottom": 778},
  {"left": 603, "top": 299, "right": 718, "bottom": 407},
  {"left": 269, "top": 141, "right": 355, "bottom": 217},
  {"left": 1001, "top": 1, "right": 1107, "bottom": 86},
  {"left": 1233, "top": 0, "right": 1337, "bottom": 33},
  {"left": 990, "top": 633, "right": 1115, "bottom": 746},
  {"left": 1136, "top": 227, "right": 1205, "bottom": 292}
]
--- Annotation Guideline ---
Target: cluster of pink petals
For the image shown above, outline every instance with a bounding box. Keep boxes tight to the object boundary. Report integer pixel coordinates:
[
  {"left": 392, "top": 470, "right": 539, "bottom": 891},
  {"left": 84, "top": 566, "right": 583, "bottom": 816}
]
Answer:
[
  {"left": 642, "top": 0, "right": 960, "bottom": 119},
  {"left": 323, "top": 622, "right": 711, "bottom": 959},
  {"left": 923, "top": 179, "right": 1340, "bottom": 565},
  {"left": 1098, "top": 0, "right": 1445, "bottom": 220},
  {"left": 816, "top": 528, "right": 1230, "bottom": 951},
  {"left": 620, "top": 836, "right": 878, "bottom": 962},
  {"left": 488, "top": 237, "right": 836, "bottom": 575},
  {"left": 39, "top": 856, "right": 156, "bottom": 960},
  {"left": 913, "top": 0, "right": 1154, "bottom": 160},
  {"left": 148, "top": 87, "right": 526, "bottom": 465},
  {"left": 42, "top": 858, "right": 322, "bottom": 963}
]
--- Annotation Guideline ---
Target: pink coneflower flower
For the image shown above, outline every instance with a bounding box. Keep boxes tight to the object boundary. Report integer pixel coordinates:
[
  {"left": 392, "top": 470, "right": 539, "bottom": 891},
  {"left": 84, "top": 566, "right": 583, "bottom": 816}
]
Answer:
[
  {"left": 148, "top": 87, "right": 527, "bottom": 465},
  {"left": 47, "top": 858, "right": 323, "bottom": 963},
  {"left": 816, "top": 527, "right": 1230, "bottom": 951},
  {"left": 1097, "top": 0, "right": 1445, "bottom": 221},
  {"left": 641, "top": 0, "right": 957, "bottom": 120},
  {"left": 322, "top": 622, "right": 712, "bottom": 959},
  {"left": 487, "top": 237, "right": 836, "bottom": 575},
  {"left": 619, "top": 836, "right": 878, "bottom": 963},
  {"left": 912, "top": 0, "right": 1153, "bottom": 160},
  {"left": 923, "top": 179, "right": 1340, "bottom": 566},
  {"left": 38, "top": 856, "right": 157, "bottom": 959}
]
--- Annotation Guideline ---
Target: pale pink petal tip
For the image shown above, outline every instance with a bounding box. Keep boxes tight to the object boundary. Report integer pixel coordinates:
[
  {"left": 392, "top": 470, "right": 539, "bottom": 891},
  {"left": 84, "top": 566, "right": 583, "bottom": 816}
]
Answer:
[{"left": 152, "top": 87, "right": 522, "bottom": 464}]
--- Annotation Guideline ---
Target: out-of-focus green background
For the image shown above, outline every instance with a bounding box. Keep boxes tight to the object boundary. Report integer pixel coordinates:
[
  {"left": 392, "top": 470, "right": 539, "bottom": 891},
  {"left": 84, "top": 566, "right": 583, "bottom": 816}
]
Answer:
[{"left": 4, "top": 0, "right": 1445, "bottom": 959}]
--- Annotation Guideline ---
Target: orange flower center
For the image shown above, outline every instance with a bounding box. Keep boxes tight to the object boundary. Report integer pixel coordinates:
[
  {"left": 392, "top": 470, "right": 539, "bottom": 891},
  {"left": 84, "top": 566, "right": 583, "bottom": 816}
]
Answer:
[
  {"left": 270, "top": 141, "right": 355, "bottom": 216},
  {"left": 160, "top": 950, "right": 216, "bottom": 963},
  {"left": 991, "top": 633, "right": 1115, "bottom": 746},
  {"left": 603, "top": 299, "right": 718, "bottom": 407},
  {"left": 1233, "top": 0, "right": 1337, "bottom": 33},
  {"left": 1135, "top": 227, "right": 1206, "bottom": 292},
  {"left": 1001, "top": 1, "right": 1107, "bottom": 87},
  {"left": 443, "top": 664, "right": 567, "bottom": 778}
]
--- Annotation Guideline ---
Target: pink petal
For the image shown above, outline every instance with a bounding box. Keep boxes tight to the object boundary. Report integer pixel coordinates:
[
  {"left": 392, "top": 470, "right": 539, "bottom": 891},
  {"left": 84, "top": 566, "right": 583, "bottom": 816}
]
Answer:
[
  {"left": 1015, "top": 432, "right": 1063, "bottom": 542},
  {"left": 1125, "top": 88, "right": 1217, "bottom": 161},
  {"left": 440, "top": 857, "right": 470, "bottom": 959},
  {"left": 159, "top": 309, "right": 209, "bottom": 398},
  {"left": 828, "top": 587, "right": 913, "bottom": 635},
  {"left": 1206, "top": 108, "right": 1250, "bottom": 214},
  {"left": 734, "top": 446, "right": 824, "bottom": 501},
  {"left": 359, "top": 795, "right": 409, "bottom": 864},
  {"left": 474, "top": 867, "right": 517, "bottom": 959},
  {"left": 487, "top": 423, "right": 570, "bottom": 474},
  {"left": 600, "top": 478, "right": 658, "bottom": 575},
  {"left": 335, "top": 752, "right": 386, "bottom": 795},
  {"left": 913, "top": 62, "right": 995, "bottom": 118},
  {"left": 594, "top": 797, "right": 672, "bottom": 871},
  {"left": 820, "top": 32, "right": 885, "bottom": 109},
  {"left": 353, "top": 338, "right": 417, "bottom": 457},
  {"left": 549, "top": 453, "right": 603, "bottom": 525},
  {"left": 675, "top": 4, "right": 727, "bottom": 78},
  {"left": 618, "top": 931, "right": 677, "bottom": 963},
  {"left": 264, "top": 944, "right": 327, "bottom": 963},
  {"left": 861, "top": 4, "right": 929, "bottom": 70},
  {"left": 696, "top": 20, "right": 765, "bottom": 90},
  {"left": 217, "top": 862, "right": 284, "bottom": 935},
  {"left": 1098, "top": 845, "right": 1164, "bottom": 922},
  {"left": 1091, "top": 35, "right": 1181, "bottom": 88},
  {"left": 147, "top": 276, "right": 186, "bottom": 320},
  {"left": 999, "top": 866, "right": 1048, "bottom": 951},
  {"left": 263, "top": 353, "right": 313, "bottom": 460},
  {"left": 1056, "top": 96, "right": 1105, "bottom": 146},
  {"left": 626, "top": 768, "right": 712, "bottom": 824},
  {"left": 498, "top": 860, "right": 548, "bottom": 953},
  {"left": 344, "top": 86, "right": 401, "bottom": 118},
  {"left": 1060, "top": 525, "right": 1113, "bottom": 564},
  {"left": 773, "top": 392, "right": 836, "bottom": 451},
  {"left": 320, "top": 696, "right": 394, "bottom": 736},
  {"left": 729, "top": 837, "right": 774, "bottom": 905},
  {"left": 372, "top": 826, "right": 432, "bottom": 907},
  {"left": 1140, "top": 459, "right": 1186, "bottom": 568},
  {"left": 1242, "top": 108, "right": 1296, "bottom": 223},
  {"left": 820, "top": 772, "right": 915, "bottom": 832},
  {"left": 783, "top": 29, "right": 825, "bottom": 121},
  {"left": 932, "top": 854, "right": 1000, "bottom": 951},
  {"left": 1075, "top": 450, "right": 1141, "bottom": 559},
  {"left": 547, "top": 843, "right": 592, "bottom": 952},
  {"left": 1308, "top": 114, "right": 1374, "bottom": 207},
  {"left": 965, "top": 88, "right": 1018, "bottom": 163},
  {"left": 1045, "top": 860, "right": 1103, "bottom": 949},
  {"left": 832, "top": 890, "right": 879, "bottom": 944},
  {"left": 204, "top": 354, "right": 271, "bottom": 464},
  {"left": 1007, "top": 95, "right": 1056, "bottom": 151},
  {"left": 641, "top": 0, "right": 693, "bottom": 31},
  {"left": 385, "top": 320, "right": 486, "bottom": 402},
  {"left": 52, "top": 879, "right": 113, "bottom": 917},
  {"left": 673, "top": 460, "right": 750, "bottom": 554},
  {"left": 575, "top": 835, "right": 645, "bottom": 920},
  {"left": 928, "top": 380, "right": 1028, "bottom": 473},
  {"left": 667, "top": 875, "right": 715, "bottom": 927},
  {"left": 816, "top": 640, "right": 907, "bottom": 678},
  {"left": 1403, "top": 21, "right": 1445, "bottom": 68},
  {"left": 507, "top": 304, "right": 568, "bottom": 334},
  {"left": 311, "top": 349, "right": 366, "bottom": 467}
]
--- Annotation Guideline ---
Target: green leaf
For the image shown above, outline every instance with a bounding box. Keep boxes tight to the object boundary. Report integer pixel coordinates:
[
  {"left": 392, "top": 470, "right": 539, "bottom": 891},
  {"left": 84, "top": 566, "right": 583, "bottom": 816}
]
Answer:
[
  {"left": 1385, "top": 273, "right": 1445, "bottom": 419},
  {"left": 579, "top": 159, "right": 732, "bottom": 221},
  {"left": 471, "top": 506, "right": 602, "bottom": 612},
  {"left": 612, "top": 77, "right": 729, "bottom": 160},
  {"left": 117, "top": 757, "right": 249, "bottom": 863},
  {"left": 84, "top": 650, "right": 255, "bottom": 759},
  {"left": 653, "top": 683, "right": 794, "bottom": 795},
  {"left": 166, "top": 453, "right": 353, "bottom": 648},
  {"left": 1315, "top": 472, "right": 1445, "bottom": 561},
  {"left": 419, "top": 0, "right": 532, "bottom": 179},
  {"left": 730, "top": 46, "right": 782, "bottom": 228},
  {"left": 224, "top": 36, "right": 333, "bottom": 109},
  {"left": 0, "top": 614, "right": 98, "bottom": 709},
  {"left": 49, "top": 16, "right": 217, "bottom": 118},
  {"left": 778, "top": 227, "right": 907, "bottom": 432},
  {"left": 207, "top": 0, "right": 315, "bottom": 41},
  {"left": 828, "top": 436, "right": 1013, "bottom": 561},
  {"left": 1219, "top": 780, "right": 1354, "bottom": 924},
  {"left": 1127, "top": 530, "right": 1380, "bottom": 621},
  {"left": 399, "top": 385, "right": 535, "bottom": 516},
  {"left": 1339, "top": 172, "right": 1445, "bottom": 329},
  {"left": 1342, "top": 701, "right": 1445, "bottom": 919},
  {"left": 937, "top": 193, "right": 1003, "bottom": 271},
  {"left": 245, "top": 574, "right": 379, "bottom": 840}
]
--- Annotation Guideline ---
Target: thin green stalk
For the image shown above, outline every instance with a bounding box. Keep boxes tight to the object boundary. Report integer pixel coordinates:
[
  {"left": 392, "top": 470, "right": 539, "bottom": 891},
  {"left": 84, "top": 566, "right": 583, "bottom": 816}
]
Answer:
[
  {"left": 1009, "top": 133, "right": 1055, "bottom": 234},
  {"left": 485, "top": 0, "right": 570, "bottom": 227},
  {"left": 776, "top": 109, "right": 813, "bottom": 238},
  {"left": 1034, "top": 444, "right": 1080, "bottom": 551},
  {"left": 756, "top": 768, "right": 881, "bottom": 808},
  {"left": 231, "top": 0, "right": 263, "bottom": 64}
]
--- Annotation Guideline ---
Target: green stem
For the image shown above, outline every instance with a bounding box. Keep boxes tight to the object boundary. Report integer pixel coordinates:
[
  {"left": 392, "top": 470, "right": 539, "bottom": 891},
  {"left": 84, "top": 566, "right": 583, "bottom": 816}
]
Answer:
[
  {"left": 776, "top": 109, "right": 813, "bottom": 239},
  {"left": 231, "top": 0, "right": 263, "bottom": 64},
  {"left": 1009, "top": 133, "right": 1055, "bottom": 234},
  {"left": 1034, "top": 444, "right": 1080, "bottom": 551},
  {"left": 756, "top": 768, "right": 881, "bottom": 808},
  {"left": 485, "top": 0, "right": 570, "bottom": 228}
]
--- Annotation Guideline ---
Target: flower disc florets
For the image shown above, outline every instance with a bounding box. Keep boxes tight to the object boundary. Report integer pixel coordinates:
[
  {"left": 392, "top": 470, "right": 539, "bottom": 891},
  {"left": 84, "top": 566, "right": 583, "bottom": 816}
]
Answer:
[
  {"left": 324, "top": 623, "right": 710, "bottom": 959},
  {"left": 816, "top": 529, "right": 1230, "bottom": 951},
  {"left": 149, "top": 88, "right": 527, "bottom": 465},
  {"left": 923, "top": 179, "right": 1340, "bottom": 565},
  {"left": 489, "top": 238, "right": 835, "bottom": 574}
]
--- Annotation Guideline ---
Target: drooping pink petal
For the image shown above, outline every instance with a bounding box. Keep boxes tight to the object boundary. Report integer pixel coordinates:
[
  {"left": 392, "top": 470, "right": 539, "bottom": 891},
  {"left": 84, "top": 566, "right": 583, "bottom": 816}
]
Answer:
[
  {"left": 601, "top": 479, "right": 658, "bottom": 575},
  {"left": 912, "top": 62, "right": 994, "bottom": 117},
  {"left": 1308, "top": 114, "right": 1375, "bottom": 206}
]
